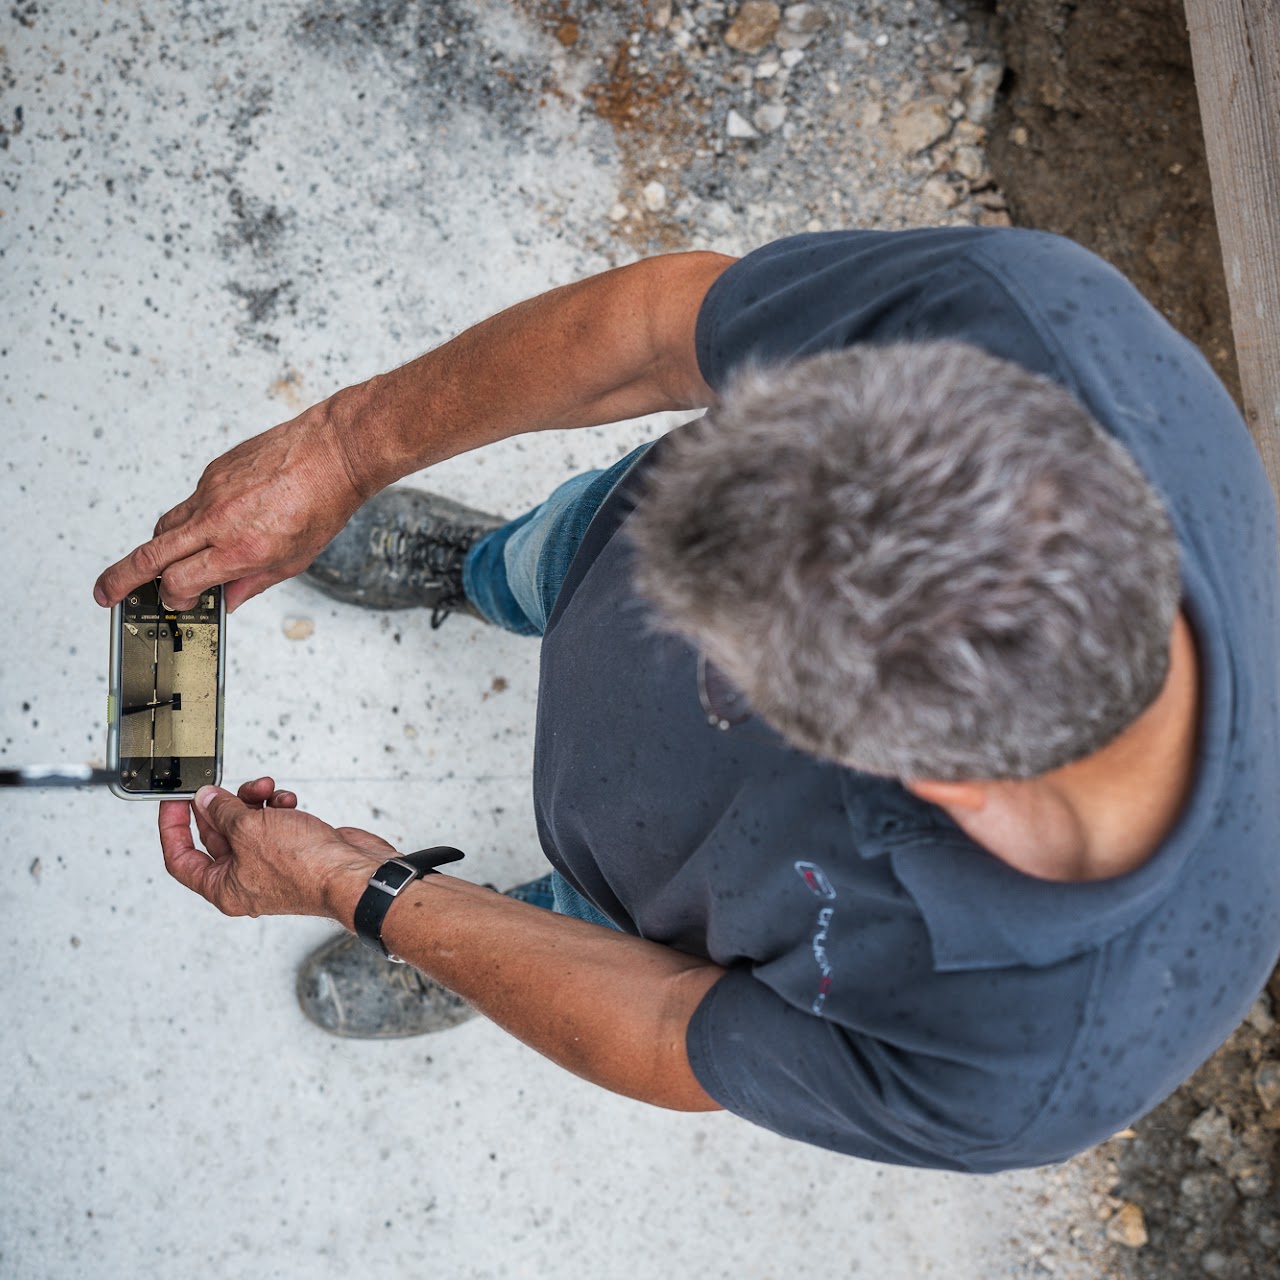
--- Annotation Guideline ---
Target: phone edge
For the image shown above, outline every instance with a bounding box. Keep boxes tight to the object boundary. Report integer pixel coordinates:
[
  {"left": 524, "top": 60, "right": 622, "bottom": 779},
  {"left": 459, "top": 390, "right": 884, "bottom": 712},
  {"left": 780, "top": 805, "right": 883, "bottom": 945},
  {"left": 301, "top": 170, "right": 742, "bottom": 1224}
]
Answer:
[{"left": 105, "top": 587, "right": 227, "bottom": 801}]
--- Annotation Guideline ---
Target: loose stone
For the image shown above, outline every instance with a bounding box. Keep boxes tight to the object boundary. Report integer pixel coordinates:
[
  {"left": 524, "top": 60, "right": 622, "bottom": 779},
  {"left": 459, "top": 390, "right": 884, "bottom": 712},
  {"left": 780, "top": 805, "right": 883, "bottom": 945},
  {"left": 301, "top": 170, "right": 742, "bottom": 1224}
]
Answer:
[
  {"left": 1104, "top": 1201, "right": 1149, "bottom": 1249},
  {"left": 724, "top": 1, "right": 781, "bottom": 55},
  {"left": 642, "top": 181, "right": 667, "bottom": 212},
  {"left": 951, "top": 143, "right": 987, "bottom": 182},
  {"left": 922, "top": 175, "right": 959, "bottom": 208},
  {"left": 963, "top": 60, "right": 1004, "bottom": 124},
  {"left": 776, "top": 3, "right": 826, "bottom": 50},
  {"left": 753, "top": 102, "right": 788, "bottom": 133},
  {"left": 758, "top": 71, "right": 789, "bottom": 100},
  {"left": 1255, "top": 1060, "right": 1280, "bottom": 1111},
  {"left": 1225, "top": 1146, "right": 1272, "bottom": 1198},
  {"left": 1245, "top": 994, "right": 1277, "bottom": 1034},
  {"left": 890, "top": 98, "right": 952, "bottom": 155},
  {"left": 726, "top": 108, "right": 760, "bottom": 139},
  {"left": 1187, "top": 1107, "right": 1235, "bottom": 1167},
  {"left": 952, "top": 119, "right": 987, "bottom": 146}
]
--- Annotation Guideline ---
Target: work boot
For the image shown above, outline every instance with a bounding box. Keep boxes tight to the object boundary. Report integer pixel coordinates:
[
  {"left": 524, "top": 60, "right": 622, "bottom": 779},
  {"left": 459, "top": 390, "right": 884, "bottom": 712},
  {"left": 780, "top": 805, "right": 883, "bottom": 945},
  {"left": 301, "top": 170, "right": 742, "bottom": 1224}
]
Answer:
[
  {"left": 304, "top": 488, "right": 506, "bottom": 628},
  {"left": 296, "top": 876, "right": 555, "bottom": 1038}
]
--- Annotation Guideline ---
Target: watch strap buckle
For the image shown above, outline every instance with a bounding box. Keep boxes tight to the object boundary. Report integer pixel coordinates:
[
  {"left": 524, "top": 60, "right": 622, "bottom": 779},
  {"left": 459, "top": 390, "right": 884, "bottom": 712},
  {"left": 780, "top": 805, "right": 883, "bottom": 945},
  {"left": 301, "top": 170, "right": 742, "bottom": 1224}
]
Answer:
[{"left": 353, "top": 845, "right": 466, "bottom": 959}]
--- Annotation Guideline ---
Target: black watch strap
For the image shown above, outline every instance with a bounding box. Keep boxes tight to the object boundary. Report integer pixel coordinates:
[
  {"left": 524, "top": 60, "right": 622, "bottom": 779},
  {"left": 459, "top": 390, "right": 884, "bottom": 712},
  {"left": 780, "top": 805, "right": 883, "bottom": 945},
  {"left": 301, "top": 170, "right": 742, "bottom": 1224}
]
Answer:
[{"left": 353, "top": 845, "right": 465, "bottom": 960}]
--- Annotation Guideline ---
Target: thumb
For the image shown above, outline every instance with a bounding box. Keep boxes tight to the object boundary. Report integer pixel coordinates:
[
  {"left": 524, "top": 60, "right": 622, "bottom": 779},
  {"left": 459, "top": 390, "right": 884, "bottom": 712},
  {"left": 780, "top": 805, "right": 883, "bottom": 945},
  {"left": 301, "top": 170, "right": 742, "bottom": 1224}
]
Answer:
[{"left": 195, "top": 785, "right": 250, "bottom": 837}]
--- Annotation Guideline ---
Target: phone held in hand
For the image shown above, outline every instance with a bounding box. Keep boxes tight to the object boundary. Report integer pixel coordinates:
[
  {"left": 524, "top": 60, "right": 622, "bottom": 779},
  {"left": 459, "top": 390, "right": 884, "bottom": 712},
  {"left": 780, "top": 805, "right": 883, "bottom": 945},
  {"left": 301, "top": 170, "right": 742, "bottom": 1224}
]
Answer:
[{"left": 106, "top": 580, "right": 225, "bottom": 800}]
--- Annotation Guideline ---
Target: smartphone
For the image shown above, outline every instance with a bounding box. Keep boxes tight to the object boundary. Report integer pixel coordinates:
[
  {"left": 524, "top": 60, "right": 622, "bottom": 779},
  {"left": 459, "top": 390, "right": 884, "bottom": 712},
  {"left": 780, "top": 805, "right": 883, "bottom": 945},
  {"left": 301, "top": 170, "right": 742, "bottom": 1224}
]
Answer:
[{"left": 107, "top": 580, "right": 225, "bottom": 799}]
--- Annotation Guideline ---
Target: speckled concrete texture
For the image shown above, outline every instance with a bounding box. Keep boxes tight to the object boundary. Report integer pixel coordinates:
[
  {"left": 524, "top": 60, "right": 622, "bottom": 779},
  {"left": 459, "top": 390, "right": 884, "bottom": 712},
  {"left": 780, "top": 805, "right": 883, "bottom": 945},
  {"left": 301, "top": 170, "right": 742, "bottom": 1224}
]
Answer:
[{"left": 3, "top": 4, "right": 1094, "bottom": 1278}]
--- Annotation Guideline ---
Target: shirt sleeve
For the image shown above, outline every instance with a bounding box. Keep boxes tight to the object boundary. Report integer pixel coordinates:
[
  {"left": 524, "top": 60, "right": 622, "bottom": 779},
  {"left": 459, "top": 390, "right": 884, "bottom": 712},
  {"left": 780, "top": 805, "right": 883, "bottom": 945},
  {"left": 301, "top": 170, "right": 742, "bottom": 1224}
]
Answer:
[
  {"left": 686, "top": 963, "right": 1083, "bottom": 1173},
  {"left": 693, "top": 227, "right": 1011, "bottom": 391},
  {"left": 691, "top": 225, "right": 1133, "bottom": 398}
]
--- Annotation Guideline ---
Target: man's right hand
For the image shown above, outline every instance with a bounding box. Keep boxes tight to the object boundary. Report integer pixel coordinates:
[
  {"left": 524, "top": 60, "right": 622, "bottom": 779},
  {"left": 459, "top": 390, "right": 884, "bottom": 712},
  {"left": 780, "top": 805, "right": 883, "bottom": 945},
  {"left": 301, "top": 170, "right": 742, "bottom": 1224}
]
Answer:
[{"left": 93, "top": 397, "right": 368, "bottom": 613}]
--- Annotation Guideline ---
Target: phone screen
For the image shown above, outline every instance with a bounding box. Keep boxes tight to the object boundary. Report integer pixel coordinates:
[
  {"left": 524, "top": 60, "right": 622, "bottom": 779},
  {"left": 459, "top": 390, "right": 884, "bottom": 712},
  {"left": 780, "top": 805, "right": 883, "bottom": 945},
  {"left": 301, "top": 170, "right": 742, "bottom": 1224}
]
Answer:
[{"left": 115, "top": 581, "right": 222, "bottom": 795}]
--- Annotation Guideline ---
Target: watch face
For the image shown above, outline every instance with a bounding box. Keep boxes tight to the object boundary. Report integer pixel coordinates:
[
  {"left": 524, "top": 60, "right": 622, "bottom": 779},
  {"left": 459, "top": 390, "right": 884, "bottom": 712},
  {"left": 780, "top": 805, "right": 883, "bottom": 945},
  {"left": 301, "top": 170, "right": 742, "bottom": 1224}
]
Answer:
[{"left": 376, "top": 863, "right": 417, "bottom": 893}]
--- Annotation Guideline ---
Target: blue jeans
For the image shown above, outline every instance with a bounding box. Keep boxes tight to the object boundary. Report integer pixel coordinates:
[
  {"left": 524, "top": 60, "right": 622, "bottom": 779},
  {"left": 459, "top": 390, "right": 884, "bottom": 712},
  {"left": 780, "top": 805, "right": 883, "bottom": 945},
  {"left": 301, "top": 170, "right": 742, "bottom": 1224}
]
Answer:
[
  {"left": 462, "top": 442, "right": 652, "bottom": 636},
  {"left": 461, "top": 442, "right": 654, "bottom": 926}
]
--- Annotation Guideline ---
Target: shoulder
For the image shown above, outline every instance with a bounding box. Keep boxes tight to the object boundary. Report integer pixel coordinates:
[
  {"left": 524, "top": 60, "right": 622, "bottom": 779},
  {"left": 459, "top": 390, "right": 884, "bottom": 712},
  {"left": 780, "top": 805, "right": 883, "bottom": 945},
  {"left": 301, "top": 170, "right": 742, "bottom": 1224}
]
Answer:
[{"left": 693, "top": 227, "right": 1128, "bottom": 392}]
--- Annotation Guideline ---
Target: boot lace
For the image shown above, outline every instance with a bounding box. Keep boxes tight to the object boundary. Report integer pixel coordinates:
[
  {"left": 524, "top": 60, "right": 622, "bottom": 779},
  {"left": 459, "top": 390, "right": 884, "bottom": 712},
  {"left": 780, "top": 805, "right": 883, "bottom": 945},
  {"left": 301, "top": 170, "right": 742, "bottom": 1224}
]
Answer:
[{"left": 378, "top": 519, "right": 480, "bottom": 629}]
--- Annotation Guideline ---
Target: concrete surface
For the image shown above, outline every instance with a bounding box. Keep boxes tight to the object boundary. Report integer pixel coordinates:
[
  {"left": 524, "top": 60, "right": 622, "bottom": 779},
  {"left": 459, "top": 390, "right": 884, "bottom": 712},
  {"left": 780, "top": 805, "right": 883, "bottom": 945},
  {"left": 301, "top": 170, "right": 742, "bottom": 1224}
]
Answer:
[{"left": 1, "top": 4, "right": 1093, "bottom": 1277}]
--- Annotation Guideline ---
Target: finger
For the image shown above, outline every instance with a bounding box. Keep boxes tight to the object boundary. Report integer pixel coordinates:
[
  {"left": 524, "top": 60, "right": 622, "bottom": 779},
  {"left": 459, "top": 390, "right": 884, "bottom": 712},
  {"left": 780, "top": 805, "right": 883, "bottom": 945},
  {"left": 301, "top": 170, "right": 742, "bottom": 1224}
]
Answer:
[
  {"left": 194, "top": 784, "right": 250, "bottom": 839},
  {"left": 94, "top": 527, "right": 209, "bottom": 607},
  {"left": 154, "top": 496, "right": 198, "bottom": 537},
  {"left": 161, "top": 544, "right": 287, "bottom": 613},
  {"left": 192, "top": 795, "right": 234, "bottom": 860},
  {"left": 158, "top": 800, "right": 217, "bottom": 898},
  {"left": 335, "top": 826, "right": 398, "bottom": 859},
  {"left": 236, "top": 776, "right": 278, "bottom": 806},
  {"left": 158, "top": 547, "right": 243, "bottom": 612}
]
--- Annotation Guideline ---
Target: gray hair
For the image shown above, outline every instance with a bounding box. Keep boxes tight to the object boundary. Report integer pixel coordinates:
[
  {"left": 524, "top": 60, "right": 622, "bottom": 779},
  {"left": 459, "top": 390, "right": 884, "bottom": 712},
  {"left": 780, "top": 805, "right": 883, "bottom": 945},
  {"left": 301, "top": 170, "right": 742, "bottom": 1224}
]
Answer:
[{"left": 628, "top": 341, "right": 1182, "bottom": 781}]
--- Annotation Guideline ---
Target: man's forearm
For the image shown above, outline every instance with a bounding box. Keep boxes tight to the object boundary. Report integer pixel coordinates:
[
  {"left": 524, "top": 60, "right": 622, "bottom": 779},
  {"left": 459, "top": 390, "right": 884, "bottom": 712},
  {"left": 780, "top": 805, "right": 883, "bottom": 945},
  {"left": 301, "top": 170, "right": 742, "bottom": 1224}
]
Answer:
[
  {"left": 326, "top": 251, "right": 736, "bottom": 498},
  {"left": 326, "top": 866, "right": 727, "bottom": 1112}
]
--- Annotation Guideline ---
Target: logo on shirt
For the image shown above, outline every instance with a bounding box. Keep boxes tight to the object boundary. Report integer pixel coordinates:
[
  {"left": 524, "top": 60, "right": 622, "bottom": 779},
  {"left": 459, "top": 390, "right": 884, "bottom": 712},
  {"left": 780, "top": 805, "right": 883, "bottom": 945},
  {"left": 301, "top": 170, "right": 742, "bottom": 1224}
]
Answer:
[
  {"left": 796, "top": 861, "right": 837, "bottom": 1013},
  {"left": 795, "top": 860, "right": 836, "bottom": 899}
]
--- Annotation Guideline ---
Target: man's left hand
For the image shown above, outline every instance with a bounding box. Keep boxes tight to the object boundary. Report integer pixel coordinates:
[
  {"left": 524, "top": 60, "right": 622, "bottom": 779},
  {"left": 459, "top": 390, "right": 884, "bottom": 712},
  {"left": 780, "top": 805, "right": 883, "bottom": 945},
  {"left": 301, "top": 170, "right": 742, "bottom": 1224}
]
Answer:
[
  {"left": 159, "top": 778, "right": 387, "bottom": 923},
  {"left": 159, "top": 779, "right": 725, "bottom": 1111}
]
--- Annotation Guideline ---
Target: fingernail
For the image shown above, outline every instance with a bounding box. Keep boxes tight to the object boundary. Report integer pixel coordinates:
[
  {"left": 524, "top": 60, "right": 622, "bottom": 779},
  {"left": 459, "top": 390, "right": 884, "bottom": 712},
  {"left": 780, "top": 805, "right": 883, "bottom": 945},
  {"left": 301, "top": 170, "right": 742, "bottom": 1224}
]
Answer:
[
  {"left": 195, "top": 785, "right": 219, "bottom": 810},
  {"left": 93, "top": 585, "right": 108, "bottom": 606}
]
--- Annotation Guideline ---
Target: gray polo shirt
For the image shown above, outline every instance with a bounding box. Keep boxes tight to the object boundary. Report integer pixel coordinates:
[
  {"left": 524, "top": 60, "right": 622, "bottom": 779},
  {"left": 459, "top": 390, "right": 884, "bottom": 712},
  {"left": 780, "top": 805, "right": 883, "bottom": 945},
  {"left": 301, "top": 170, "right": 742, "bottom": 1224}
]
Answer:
[{"left": 532, "top": 228, "right": 1280, "bottom": 1171}]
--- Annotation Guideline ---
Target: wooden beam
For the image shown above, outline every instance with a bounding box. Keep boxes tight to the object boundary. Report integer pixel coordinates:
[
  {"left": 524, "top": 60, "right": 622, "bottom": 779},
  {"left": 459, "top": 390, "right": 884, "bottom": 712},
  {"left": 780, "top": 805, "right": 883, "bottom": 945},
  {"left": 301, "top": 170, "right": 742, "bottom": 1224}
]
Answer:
[{"left": 1184, "top": 0, "right": 1280, "bottom": 496}]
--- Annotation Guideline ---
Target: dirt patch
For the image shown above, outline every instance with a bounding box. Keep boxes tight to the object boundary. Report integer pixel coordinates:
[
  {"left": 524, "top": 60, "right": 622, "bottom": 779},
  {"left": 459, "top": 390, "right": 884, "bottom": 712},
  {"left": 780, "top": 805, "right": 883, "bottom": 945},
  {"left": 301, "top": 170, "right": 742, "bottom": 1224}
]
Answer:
[
  {"left": 510, "top": 0, "right": 704, "bottom": 249},
  {"left": 987, "top": 0, "right": 1241, "bottom": 404}
]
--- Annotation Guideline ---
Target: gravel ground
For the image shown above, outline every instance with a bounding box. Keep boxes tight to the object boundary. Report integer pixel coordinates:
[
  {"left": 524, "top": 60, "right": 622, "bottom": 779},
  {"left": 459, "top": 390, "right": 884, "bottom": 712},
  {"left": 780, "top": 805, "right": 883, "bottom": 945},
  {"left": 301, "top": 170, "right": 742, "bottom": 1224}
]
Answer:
[{"left": 510, "top": 0, "right": 1014, "bottom": 260}]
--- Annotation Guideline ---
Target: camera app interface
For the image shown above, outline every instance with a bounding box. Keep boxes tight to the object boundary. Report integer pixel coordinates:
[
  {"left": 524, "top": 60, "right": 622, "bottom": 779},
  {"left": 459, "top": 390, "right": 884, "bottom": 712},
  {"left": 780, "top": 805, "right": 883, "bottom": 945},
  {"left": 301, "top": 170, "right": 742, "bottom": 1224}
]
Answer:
[{"left": 118, "top": 580, "right": 220, "bottom": 793}]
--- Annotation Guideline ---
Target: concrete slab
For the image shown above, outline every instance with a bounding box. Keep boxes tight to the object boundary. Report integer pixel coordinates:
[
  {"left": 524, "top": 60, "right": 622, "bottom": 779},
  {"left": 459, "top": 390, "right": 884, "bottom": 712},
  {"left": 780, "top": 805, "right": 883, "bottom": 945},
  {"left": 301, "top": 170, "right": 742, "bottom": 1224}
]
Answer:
[{"left": 1, "top": 4, "right": 1097, "bottom": 1277}]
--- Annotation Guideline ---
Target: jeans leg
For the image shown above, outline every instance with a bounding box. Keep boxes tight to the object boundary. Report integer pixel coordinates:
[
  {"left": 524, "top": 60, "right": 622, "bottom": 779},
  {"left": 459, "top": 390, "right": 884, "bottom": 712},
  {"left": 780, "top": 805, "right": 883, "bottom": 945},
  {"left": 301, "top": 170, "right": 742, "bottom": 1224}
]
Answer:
[
  {"left": 462, "top": 476, "right": 597, "bottom": 636},
  {"left": 502, "top": 870, "right": 623, "bottom": 930},
  {"left": 551, "top": 870, "right": 623, "bottom": 930},
  {"left": 462, "top": 442, "right": 653, "bottom": 637}
]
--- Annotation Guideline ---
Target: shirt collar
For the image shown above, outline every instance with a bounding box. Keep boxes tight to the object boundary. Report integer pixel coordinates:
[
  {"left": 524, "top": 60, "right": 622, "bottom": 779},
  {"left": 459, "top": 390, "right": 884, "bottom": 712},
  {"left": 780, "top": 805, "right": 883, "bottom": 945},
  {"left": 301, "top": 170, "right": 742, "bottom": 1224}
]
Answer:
[{"left": 839, "top": 561, "right": 1234, "bottom": 972}]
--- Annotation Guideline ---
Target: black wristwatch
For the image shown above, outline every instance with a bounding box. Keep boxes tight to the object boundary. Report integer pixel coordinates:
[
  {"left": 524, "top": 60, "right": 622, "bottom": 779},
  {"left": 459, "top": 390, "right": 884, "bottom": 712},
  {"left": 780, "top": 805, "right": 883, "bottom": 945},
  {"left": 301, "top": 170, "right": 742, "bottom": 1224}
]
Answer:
[{"left": 353, "top": 846, "right": 465, "bottom": 961}]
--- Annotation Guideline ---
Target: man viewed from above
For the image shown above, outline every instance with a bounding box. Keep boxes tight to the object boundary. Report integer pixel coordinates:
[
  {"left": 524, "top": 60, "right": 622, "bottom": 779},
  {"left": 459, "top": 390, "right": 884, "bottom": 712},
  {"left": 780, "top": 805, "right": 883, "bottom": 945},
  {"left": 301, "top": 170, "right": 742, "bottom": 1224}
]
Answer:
[{"left": 94, "top": 227, "right": 1280, "bottom": 1172}]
